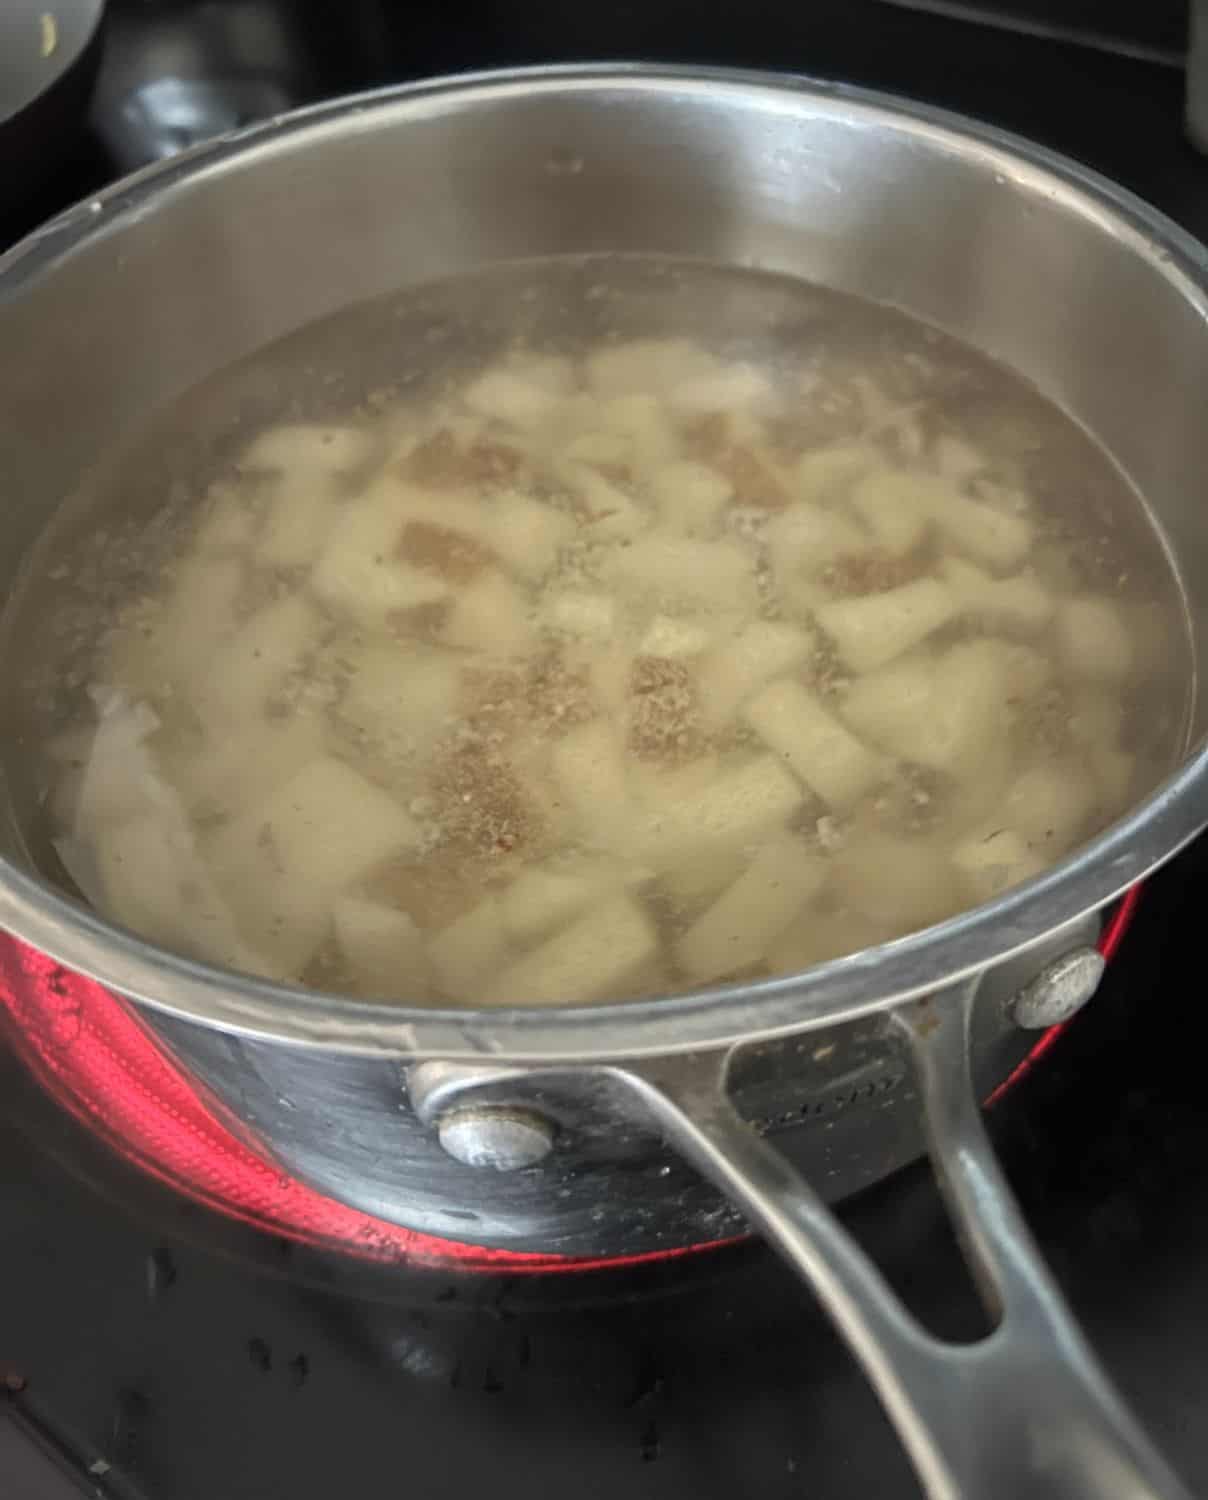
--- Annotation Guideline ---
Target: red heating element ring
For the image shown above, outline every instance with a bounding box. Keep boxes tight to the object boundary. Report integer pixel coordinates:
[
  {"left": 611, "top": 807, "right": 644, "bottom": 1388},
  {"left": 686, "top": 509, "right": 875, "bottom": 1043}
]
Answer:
[{"left": 0, "top": 889, "right": 1140, "bottom": 1276}]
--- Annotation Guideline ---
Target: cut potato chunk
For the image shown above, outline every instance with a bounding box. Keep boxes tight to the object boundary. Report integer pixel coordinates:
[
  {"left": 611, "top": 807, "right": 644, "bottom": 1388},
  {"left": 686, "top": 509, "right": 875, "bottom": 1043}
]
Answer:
[
  {"left": 208, "top": 754, "right": 421, "bottom": 899},
  {"left": 668, "top": 362, "right": 773, "bottom": 418},
  {"left": 745, "top": 678, "right": 886, "bottom": 808},
  {"left": 169, "top": 709, "right": 327, "bottom": 820},
  {"left": 928, "top": 486, "right": 1033, "bottom": 570},
  {"left": 499, "top": 854, "right": 649, "bottom": 943},
  {"left": 586, "top": 338, "right": 719, "bottom": 399},
  {"left": 1056, "top": 597, "right": 1133, "bottom": 681},
  {"left": 608, "top": 533, "right": 757, "bottom": 611},
  {"left": 96, "top": 812, "right": 269, "bottom": 975},
  {"left": 542, "top": 589, "right": 616, "bottom": 641},
  {"left": 195, "top": 595, "right": 319, "bottom": 728},
  {"left": 239, "top": 423, "right": 377, "bottom": 476},
  {"left": 767, "top": 503, "right": 870, "bottom": 612},
  {"left": 951, "top": 829, "right": 1045, "bottom": 903},
  {"left": 840, "top": 641, "right": 1018, "bottom": 775},
  {"left": 256, "top": 476, "right": 341, "bottom": 570},
  {"left": 428, "top": 897, "right": 510, "bottom": 998},
  {"left": 677, "top": 835, "right": 826, "bottom": 982},
  {"left": 73, "top": 694, "right": 164, "bottom": 838},
  {"left": 846, "top": 469, "right": 932, "bottom": 554},
  {"left": 939, "top": 556, "right": 1052, "bottom": 632},
  {"left": 596, "top": 394, "right": 680, "bottom": 467},
  {"left": 815, "top": 577, "right": 958, "bottom": 673},
  {"left": 462, "top": 367, "right": 565, "bottom": 429},
  {"left": 636, "top": 754, "right": 803, "bottom": 863},
  {"left": 442, "top": 570, "right": 536, "bottom": 657},
  {"left": 649, "top": 460, "right": 734, "bottom": 533},
  {"left": 557, "top": 460, "right": 651, "bottom": 539},
  {"left": 338, "top": 641, "right": 460, "bottom": 757},
  {"left": 1003, "top": 763, "right": 1097, "bottom": 852},
  {"left": 551, "top": 721, "right": 632, "bottom": 848},
  {"left": 491, "top": 894, "right": 659, "bottom": 1005},
  {"left": 312, "top": 497, "right": 449, "bottom": 628},
  {"left": 488, "top": 492, "right": 574, "bottom": 580},
  {"left": 109, "top": 552, "right": 244, "bottom": 695},
  {"left": 639, "top": 614, "right": 714, "bottom": 660},
  {"left": 698, "top": 621, "right": 814, "bottom": 728},
  {"left": 334, "top": 898, "right": 428, "bottom": 996},
  {"left": 793, "top": 444, "right": 875, "bottom": 506}
]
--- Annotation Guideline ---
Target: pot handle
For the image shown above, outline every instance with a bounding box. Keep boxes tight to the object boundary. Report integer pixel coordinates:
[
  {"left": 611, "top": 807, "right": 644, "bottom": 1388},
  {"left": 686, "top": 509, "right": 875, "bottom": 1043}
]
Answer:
[{"left": 612, "top": 979, "right": 1190, "bottom": 1500}]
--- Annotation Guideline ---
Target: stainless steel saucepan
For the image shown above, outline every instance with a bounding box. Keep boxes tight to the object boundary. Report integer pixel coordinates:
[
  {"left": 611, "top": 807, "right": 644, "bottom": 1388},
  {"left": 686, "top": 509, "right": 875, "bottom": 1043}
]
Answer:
[{"left": 2, "top": 68, "right": 1207, "bottom": 1499}]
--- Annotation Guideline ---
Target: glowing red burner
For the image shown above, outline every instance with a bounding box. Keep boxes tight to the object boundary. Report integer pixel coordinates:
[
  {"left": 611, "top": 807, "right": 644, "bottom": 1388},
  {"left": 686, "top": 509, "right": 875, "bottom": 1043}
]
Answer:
[{"left": 0, "top": 891, "right": 1139, "bottom": 1274}]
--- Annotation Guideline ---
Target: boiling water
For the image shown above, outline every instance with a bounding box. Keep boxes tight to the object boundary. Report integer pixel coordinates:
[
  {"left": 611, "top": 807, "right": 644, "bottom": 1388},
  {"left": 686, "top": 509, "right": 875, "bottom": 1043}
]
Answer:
[{"left": 5, "top": 258, "right": 1190, "bottom": 1004}]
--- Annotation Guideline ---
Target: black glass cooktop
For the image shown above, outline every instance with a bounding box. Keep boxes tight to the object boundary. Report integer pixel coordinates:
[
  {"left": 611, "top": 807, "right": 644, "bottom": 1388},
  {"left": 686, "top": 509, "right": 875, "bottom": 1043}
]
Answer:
[{"left": 3, "top": 4, "right": 1208, "bottom": 1497}]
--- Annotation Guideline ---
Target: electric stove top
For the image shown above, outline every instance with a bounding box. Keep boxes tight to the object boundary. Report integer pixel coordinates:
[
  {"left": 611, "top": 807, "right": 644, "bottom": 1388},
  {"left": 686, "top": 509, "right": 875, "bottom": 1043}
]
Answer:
[{"left": 4, "top": 4, "right": 1208, "bottom": 1496}]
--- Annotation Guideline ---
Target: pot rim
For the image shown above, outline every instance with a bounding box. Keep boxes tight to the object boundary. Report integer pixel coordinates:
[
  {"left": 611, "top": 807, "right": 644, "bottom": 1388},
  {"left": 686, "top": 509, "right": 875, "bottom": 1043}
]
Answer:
[{"left": 2, "top": 63, "right": 1206, "bottom": 1061}]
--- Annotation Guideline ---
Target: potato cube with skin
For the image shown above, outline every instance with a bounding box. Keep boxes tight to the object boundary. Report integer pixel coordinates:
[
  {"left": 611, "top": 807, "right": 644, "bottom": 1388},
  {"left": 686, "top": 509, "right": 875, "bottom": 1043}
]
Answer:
[
  {"left": 334, "top": 898, "right": 428, "bottom": 996},
  {"left": 608, "top": 533, "right": 757, "bottom": 612},
  {"left": 815, "top": 577, "right": 958, "bottom": 673},
  {"left": 542, "top": 589, "right": 616, "bottom": 641},
  {"left": 256, "top": 475, "right": 341, "bottom": 570},
  {"left": 428, "top": 897, "right": 510, "bottom": 998},
  {"left": 1056, "top": 597, "right": 1134, "bottom": 681},
  {"left": 1004, "top": 763, "right": 1098, "bottom": 852},
  {"left": 939, "top": 556, "right": 1052, "bottom": 632},
  {"left": 195, "top": 594, "right": 319, "bottom": 728},
  {"left": 636, "top": 754, "right": 803, "bottom": 863},
  {"left": 488, "top": 493, "right": 574, "bottom": 581},
  {"left": 649, "top": 460, "right": 734, "bottom": 534},
  {"left": 240, "top": 423, "right": 377, "bottom": 476},
  {"left": 698, "top": 621, "right": 814, "bottom": 728},
  {"left": 744, "top": 678, "right": 886, "bottom": 808},
  {"left": 793, "top": 444, "right": 875, "bottom": 506},
  {"left": 951, "top": 828, "right": 1045, "bottom": 903},
  {"left": 846, "top": 469, "right": 932, "bottom": 554},
  {"left": 677, "top": 836, "right": 827, "bottom": 982},
  {"left": 442, "top": 569, "right": 536, "bottom": 657},
  {"left": 338, "top": 642, "right": 460, "bottom": 757},
  {"left": 927, "top": 485, "right": 1033, "bottom": 570},
  {"left": 491, "top": 894, "right": 659, "bottom": 1005},
  {"left": 312, "top": 498, "right": 450, "bottom": 628},
  {"left": 551, "top": 721, "right": 632, "bottom": 848}
]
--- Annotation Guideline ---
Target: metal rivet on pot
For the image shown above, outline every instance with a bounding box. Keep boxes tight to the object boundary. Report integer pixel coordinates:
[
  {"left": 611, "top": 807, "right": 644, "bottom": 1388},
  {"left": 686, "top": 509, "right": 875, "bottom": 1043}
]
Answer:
[
  {"left": 437, "top": 1106, "right": 555, "bottom": 1171},
  {"left": 1008, "top": 947, "right": 1106, "bottom": 1030}
]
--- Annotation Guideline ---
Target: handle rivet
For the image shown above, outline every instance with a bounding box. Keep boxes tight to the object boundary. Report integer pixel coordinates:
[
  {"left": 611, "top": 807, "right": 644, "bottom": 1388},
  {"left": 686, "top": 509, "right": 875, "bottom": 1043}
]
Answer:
[
  {"left": 437, "top": 1106, "right": 554, "bottom": 1170},
  {"left": 1009, "top": 946, "right": 1105, "bottom": 1030}
]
